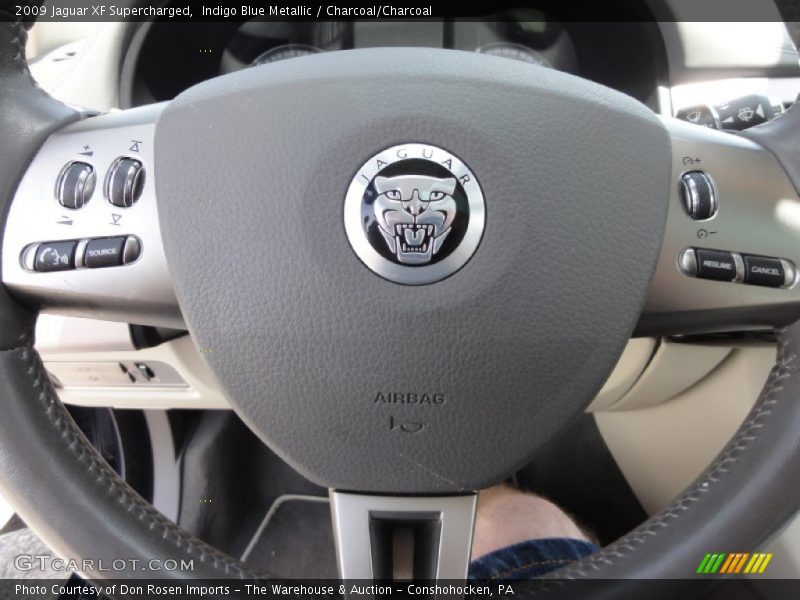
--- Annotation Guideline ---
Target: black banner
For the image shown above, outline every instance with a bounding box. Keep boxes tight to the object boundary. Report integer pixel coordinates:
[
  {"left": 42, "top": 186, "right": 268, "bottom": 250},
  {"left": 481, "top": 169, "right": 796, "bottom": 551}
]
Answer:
[
  {"left": 2, "top": 0, "right": 797, "bottom": 23},
  {"left": 2, "top": 578, "right": 800, "bottom": 600}
]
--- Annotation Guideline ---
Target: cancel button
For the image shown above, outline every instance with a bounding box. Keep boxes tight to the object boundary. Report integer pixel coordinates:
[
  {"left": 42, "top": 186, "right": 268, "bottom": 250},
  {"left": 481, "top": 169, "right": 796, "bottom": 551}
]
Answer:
[{"left": 743, "top": 255, "right": 785, "bottom": 288}]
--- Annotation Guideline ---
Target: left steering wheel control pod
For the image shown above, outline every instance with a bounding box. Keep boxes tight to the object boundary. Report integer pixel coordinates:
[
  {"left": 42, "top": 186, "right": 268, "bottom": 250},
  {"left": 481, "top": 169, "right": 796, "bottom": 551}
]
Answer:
[{"left": 680, "top": 247, "right": 796, "bottom": 289}]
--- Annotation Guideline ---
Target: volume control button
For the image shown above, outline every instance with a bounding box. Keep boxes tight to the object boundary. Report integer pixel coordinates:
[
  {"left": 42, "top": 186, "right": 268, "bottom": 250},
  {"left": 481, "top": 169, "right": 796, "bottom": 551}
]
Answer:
[{"left": 105, "top": 157, "right": 145, "bottom": 208}]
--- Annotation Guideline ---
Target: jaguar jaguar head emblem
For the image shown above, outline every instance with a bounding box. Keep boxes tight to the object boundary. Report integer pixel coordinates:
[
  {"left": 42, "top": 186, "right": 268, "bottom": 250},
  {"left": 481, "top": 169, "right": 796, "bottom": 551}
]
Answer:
[
  {"left": 373, "top": 175, "right": 457, "bottom": 265},
  {"left": 344, "top": 143, "right": 485, "bottom": 285}
]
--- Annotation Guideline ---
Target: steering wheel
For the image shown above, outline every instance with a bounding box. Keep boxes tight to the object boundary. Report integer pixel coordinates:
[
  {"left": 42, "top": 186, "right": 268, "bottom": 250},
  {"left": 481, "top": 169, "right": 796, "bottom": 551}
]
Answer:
[{"left": 2, "top": 8, "right": 800, "bottom": 591}]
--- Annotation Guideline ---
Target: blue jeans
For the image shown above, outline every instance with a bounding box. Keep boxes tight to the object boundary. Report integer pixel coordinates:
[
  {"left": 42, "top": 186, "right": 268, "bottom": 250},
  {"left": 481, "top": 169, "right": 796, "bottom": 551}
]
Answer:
[{"left": 468, "top": 538, "right": 599, "bottom": 580}]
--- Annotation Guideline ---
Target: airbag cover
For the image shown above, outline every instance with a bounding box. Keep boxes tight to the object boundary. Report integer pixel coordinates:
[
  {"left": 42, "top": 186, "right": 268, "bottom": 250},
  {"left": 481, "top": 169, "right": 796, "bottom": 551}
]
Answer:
[{"left": 156, "top": 48, "right": 670, "bottom": 492}]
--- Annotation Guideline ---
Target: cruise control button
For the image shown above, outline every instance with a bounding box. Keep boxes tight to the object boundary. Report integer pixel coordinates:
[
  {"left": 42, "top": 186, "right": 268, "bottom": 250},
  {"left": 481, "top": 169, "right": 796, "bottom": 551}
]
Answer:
[
  {"left": 84, "top": 237, "right": 126, "bottom": 268},
  {"left": 680, "top": 171, "right": 717, "bottom": 220},
  {"left": 695, "top": 249, "right": 736, "bottom": 281},
  {"left": 743, "top": 255, "right": 785, "bottom": 288},
  {"left": 34, "top": 241, "right": 76, "bottom": 272}
]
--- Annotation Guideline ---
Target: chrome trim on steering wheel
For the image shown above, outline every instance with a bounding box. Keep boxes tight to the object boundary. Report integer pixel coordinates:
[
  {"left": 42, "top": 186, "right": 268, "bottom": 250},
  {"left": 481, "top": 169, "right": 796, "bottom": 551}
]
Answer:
[{"left": 330, "top": 491, "right": 477, "bottom": 582}]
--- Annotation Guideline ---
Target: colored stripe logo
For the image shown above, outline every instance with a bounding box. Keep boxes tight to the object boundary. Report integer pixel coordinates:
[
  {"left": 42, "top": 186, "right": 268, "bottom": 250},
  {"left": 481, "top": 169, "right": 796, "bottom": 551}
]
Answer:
[{"left": 696, "top": 552, "right": 773, "bottom": 574}]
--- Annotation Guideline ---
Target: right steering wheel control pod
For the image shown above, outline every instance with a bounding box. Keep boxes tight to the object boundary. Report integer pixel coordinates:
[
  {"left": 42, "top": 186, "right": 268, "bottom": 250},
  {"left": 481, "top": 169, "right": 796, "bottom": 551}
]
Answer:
[
  {"left": 680, "top": 247, "right": 796, "bottom": 289},
  {"left": 680, "top": 171, "right": 717, "bottom": 220}
]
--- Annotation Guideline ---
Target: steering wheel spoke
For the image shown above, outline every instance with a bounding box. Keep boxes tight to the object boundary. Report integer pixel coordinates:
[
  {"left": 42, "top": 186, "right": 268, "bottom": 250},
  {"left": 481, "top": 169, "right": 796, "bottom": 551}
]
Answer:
[
  {"left": 1, "top": 103, "right": 181, "bottom": 328},
  {"left": 639, "top": 117, "right": 800, "bottom": 336},
  {"left": 330, "top": 491, "right": 477, "bottom": 582}
]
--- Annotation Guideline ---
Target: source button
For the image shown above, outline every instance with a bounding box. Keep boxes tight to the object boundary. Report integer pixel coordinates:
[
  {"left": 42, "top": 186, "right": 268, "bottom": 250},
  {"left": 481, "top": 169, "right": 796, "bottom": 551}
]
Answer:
[{"left": 84, "top": 237, "right": 126, "bottom": 268}]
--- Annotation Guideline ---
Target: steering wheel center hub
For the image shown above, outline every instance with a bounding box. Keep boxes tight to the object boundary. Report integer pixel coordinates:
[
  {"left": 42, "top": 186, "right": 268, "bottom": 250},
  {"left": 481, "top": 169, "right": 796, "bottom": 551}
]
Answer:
[{"left": 155, "top": 48, "right": 671, "bottom": 493}]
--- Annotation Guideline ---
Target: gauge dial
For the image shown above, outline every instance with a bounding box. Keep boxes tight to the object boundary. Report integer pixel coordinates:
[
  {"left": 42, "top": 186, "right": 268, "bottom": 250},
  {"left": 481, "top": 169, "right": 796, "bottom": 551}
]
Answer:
[
  {"left": 476, "top": 42, "right": 551, "bottom": 67},
  {"left": 251, "top": 44, "right": 322, "bottom": 66}
]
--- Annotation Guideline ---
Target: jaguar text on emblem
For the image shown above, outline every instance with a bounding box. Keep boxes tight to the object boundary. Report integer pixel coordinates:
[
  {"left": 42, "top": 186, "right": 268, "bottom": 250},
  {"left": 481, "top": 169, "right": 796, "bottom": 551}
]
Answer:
[{"left": 344, "top": 144, "right": 485, "bottom": 285}]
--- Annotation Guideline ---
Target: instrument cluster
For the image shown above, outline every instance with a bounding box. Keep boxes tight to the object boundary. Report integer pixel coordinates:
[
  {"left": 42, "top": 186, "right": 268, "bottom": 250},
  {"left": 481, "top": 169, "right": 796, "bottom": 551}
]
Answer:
[
  {"left": 220, "top": 15, "right": 579, "bottom": 74},
  {"left": 125, "top": 11, "right": 664, "bottom": 108}
]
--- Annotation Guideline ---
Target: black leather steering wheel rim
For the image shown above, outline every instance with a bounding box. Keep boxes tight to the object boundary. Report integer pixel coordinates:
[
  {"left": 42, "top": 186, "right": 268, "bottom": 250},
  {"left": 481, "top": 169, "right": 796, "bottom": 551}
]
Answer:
[{"left": 1, "top": 8, "right": 800, "bottom": 591}]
